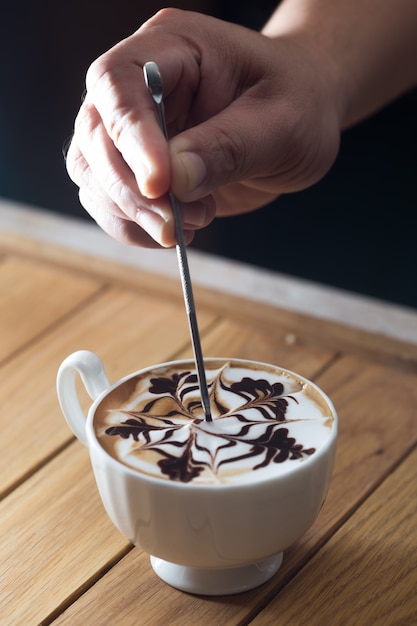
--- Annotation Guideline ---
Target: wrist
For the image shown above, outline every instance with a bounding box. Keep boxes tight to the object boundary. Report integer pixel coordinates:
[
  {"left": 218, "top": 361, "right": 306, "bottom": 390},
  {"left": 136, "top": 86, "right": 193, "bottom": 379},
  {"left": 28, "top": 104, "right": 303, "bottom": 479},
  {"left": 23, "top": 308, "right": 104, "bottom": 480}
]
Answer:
[
  {"left": 262, "top": 0, "right": 417, "bottom": 129},
  {"left": 261, "top": 11, "right": 347, "bottom": 130}
]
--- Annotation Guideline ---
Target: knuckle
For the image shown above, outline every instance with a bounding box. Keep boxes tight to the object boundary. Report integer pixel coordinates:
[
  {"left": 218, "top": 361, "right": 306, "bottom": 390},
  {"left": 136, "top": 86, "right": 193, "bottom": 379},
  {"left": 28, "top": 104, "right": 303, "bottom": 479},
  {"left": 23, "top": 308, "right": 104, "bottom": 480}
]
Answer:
[
  {"left": 73, "top": 101, "right": 99, "bottom": 136},
  {"left": 85, "top": 53, "right": 113, "bottom": 94},
  {"left": 103, "top": 173, "right": 127, "bottom": 206},
  {"left": 107, "top": 107, "right": 137, "bottom": 151},
  {"left": 142, "top": 7, "right": 182, "bottom": 30},
  {"left": 85, "top": 55, "right": 135, "bottom": 150},
  {"left": 66, "top": 148, "right": 89, "bottom": 186},
  {"left": 211, "top": 124, "right": 247, "bottom": 179},
  {"left": 112, "top": 218, "right": 142, "bottom": 246}
]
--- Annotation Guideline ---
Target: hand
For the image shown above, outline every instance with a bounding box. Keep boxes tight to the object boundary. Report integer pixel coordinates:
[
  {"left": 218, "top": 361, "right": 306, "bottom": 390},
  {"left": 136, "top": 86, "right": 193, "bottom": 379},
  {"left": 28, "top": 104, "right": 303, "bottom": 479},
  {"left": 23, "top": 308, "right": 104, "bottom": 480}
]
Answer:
[{"left": 66, "top": 8, "right": 342, "bottom": 247}]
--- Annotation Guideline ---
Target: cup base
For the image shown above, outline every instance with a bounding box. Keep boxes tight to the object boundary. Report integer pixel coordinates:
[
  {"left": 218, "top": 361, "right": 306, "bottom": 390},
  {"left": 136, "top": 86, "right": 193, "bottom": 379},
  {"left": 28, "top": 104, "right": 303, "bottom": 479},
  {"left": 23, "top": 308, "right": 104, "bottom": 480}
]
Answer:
[{"left": 150, "top": 552, "right": 283, "bottom": 596}]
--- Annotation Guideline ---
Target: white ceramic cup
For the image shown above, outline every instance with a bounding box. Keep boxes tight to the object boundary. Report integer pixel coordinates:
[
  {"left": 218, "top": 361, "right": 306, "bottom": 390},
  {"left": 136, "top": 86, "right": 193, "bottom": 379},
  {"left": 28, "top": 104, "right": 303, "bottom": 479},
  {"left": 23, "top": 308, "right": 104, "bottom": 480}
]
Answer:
[{"left": 57, "top": 350, "right": 337, "bottom": 595}]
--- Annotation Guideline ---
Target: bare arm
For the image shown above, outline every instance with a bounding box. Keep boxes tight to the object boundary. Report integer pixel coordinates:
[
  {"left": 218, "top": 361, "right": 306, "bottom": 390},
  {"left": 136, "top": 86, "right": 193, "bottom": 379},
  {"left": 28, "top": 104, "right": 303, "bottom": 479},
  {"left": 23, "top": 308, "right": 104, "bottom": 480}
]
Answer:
[
  {"left": 263, "top": 0, "right": 417, "bottom": 127},
  {"left": 66, "top": 4, "right": 417, "bottom": 247}
]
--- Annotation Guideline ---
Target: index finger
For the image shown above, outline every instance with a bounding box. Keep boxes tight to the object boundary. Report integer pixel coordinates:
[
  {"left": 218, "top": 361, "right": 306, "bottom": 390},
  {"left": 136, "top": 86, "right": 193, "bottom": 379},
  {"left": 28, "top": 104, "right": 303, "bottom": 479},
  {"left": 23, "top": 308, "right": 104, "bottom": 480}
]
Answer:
[{"left": 85, "top": 43, "right": 171, "bottom": 200}]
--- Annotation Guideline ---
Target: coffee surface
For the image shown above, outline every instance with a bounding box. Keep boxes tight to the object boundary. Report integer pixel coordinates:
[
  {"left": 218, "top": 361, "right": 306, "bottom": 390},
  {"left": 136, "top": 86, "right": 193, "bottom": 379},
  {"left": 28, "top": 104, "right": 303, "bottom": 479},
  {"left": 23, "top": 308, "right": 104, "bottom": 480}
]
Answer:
[{"left": 94, "top": 360, "right": 335, "bottom": 484}]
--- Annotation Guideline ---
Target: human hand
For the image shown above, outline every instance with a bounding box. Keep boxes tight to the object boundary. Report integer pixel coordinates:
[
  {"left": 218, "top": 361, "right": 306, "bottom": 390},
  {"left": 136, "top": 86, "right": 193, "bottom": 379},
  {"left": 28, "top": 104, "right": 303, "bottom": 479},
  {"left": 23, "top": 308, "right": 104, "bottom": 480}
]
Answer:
[{"left": 66, "top": 8, "right": 342, "bottom": 247}]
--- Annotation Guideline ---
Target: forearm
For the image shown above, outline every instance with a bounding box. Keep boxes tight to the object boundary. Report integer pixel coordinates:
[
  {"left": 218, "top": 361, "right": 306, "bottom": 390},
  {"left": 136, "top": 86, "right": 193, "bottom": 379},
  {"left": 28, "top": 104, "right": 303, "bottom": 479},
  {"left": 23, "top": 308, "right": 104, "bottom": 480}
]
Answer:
[{"left": 262, "top": 0, "right": 417, "bottom": 128}]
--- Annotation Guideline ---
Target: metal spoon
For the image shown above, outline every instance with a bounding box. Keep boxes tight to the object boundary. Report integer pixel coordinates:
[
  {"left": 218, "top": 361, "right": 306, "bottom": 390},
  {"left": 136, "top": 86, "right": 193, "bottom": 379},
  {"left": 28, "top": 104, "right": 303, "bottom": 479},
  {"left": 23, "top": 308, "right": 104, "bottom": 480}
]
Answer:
[{"left": 143, "top": 61, "right": 212, "bottom": 422}]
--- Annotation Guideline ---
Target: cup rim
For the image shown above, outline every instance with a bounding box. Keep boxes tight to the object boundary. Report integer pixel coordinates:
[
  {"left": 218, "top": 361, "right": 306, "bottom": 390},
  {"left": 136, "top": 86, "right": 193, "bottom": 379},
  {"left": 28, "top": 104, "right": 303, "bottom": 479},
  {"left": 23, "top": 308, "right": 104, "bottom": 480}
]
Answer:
[{"left": 86, "top": 357, "right": 338, "bottom": 490}]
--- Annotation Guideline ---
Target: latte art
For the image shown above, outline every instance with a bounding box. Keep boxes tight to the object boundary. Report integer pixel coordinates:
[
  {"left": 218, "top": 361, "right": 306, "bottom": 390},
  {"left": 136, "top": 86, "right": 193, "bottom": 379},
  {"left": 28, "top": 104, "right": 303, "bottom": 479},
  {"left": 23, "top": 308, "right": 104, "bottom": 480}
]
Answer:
[{"left": 94, "top": 360, "right": 334, "bottom": 484}]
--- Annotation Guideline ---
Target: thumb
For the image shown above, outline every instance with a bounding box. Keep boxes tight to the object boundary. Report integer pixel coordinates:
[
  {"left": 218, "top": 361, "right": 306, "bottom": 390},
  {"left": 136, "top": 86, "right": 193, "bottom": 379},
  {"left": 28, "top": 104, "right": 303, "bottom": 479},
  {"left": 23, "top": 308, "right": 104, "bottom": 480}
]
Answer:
[
  {"left": 170, "top": 95, "right": 340, "bottom": 203},
  {"left": 170, "top": 107, "right": 257, "bottom": 203}
]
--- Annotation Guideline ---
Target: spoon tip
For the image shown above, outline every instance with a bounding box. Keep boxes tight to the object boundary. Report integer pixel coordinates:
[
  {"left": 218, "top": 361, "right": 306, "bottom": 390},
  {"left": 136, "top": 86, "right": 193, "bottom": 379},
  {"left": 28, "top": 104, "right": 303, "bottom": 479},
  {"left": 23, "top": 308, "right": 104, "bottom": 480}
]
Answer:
[{"left": 143, "top": 61, "right": 163, "bottom": 102}]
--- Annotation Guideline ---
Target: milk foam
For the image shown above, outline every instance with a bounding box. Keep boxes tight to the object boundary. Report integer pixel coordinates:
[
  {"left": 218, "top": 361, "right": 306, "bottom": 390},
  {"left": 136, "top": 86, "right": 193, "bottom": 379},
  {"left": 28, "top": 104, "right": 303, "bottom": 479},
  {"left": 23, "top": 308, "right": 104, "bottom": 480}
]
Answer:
[{"left": 94, "top": 360, "right": 335, "bottom": 484}]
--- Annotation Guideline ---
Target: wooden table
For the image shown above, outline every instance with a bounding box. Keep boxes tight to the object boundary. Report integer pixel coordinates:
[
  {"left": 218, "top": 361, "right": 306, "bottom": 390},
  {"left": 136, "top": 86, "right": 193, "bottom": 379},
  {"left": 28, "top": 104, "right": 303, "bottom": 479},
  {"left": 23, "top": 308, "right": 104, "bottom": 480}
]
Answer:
[{"left": 1, "top": 202, "right": 416, "bottom": 625}]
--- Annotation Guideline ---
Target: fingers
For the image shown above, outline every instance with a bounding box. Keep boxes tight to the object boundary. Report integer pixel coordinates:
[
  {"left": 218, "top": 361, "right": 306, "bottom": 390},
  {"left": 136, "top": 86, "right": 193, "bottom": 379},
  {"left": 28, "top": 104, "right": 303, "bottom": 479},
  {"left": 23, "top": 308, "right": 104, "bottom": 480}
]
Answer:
[
  {"left": 170, "top": 87, "right": 339, "bottom": 206},
  {"left": 66, "top": 9, "right": 208, "bottom": 246},
  {"left": 73, "top": 99, "right": 174, "bottom": 235},
  {"left": 66, "top": 127, "right": 173, "bottom": 246},
  {"left": 79, "top": 186, "right": 166, "bottom": 248},
  {"left": 65, "top": 7, "right": 341, "bottom": 247},
  {"left": 83, "top": 10, "right": 202, "bottom": 201},
  {"left": 79, "top": 181, "right": 200, "bottom": 248},
  {"left": 85, "top": 53, "right": 170, "bottom": 200},
  {"left": 66, "top": 134, "right": 215, "bottom": 247},
  {"left": 161, "top": 20, "right": 341, "bottom": 207}
]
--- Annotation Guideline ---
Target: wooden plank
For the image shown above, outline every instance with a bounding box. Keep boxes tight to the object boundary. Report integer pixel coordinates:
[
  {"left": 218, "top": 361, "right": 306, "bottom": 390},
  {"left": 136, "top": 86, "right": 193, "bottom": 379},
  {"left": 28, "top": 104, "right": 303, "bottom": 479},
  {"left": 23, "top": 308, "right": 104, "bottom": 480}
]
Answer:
[
  {"left": 197, "top": 290, "right": 417, "bottom": 373},
  {"left": 314, "top": 354, "right": 417, "bottom": 529},
  {"left": 0, "top": 256, "right": 101, "bottom": 363},
  {"left": 1, "top": 236, "right": 415, "bottom": 624},
  {"left": 179, "top": 317, "right": 336, "bottom": 380},
  {"left": 0, "top": 443, "right": 131, "bottom": 626},
  {"left": 3, "top": 232, "right": 417, "bottom": 369},
  {"left": 0, "top": 287, "right": 214, "bottom": 498},
  {"left": 250, "top": 446, "right": 417, "bottom": 625},
  {"left": 48, "top": 355, "right": 417, "bottom": 625},
  {"left": 0, "top": 310, "right": 336, "bottom": 625},
  {"left": 0, "top": 320, "right": 336, "bottom": 626}
]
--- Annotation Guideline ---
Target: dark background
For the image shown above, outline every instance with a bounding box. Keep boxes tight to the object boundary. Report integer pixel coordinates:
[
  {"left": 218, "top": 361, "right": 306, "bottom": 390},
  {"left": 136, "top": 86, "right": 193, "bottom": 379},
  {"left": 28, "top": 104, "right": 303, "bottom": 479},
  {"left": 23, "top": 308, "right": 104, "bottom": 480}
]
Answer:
[{"left": 1, "top": 1, "right": 416, "bottom": 309}]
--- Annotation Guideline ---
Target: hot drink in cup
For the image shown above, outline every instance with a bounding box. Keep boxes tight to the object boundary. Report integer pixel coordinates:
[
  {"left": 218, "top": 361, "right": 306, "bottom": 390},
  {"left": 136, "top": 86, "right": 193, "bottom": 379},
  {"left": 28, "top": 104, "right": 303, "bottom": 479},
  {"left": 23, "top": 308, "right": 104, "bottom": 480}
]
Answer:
[{"left": 57, "top": 352, "right": 337, "bottom": 595}]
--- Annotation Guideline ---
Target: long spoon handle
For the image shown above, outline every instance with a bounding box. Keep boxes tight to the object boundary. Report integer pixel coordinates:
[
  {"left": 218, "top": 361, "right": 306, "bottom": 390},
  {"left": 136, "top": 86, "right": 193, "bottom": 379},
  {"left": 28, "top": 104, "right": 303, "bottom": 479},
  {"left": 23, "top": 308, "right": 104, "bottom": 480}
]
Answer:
[{"left": 143, "top": 61, "right": 212, "bottom": 422}]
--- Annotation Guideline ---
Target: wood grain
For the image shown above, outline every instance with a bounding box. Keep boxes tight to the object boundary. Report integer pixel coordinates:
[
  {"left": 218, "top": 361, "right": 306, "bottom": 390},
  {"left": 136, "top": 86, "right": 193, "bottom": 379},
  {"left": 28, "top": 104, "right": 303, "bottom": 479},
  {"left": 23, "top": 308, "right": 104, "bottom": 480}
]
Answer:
[
  {"left": 2, "top": 232, "right": 417, "bottom": 369},
  {"left": 1, "top": 238, "right": 416, "bottom": 626},
  {"left": 250, "top": 447, "right": 417, "bottom": 625},
  {"left": 48, "top": 356, "right": 417, "bottom": 625},
  {"left": 0, "top": 256, "right": 100, "bottom": 363},
  {"left": 313, "top": 354, "right": 417, "bottom": 528},
  {"left": 0, "top": 284, "right": 214, "bottom": 498},
  {"left": 179, "top": 317, "right": 336, "bottom": 380},
  {"left": 0, "top": 443, "right": 130, "bottom": 626}
]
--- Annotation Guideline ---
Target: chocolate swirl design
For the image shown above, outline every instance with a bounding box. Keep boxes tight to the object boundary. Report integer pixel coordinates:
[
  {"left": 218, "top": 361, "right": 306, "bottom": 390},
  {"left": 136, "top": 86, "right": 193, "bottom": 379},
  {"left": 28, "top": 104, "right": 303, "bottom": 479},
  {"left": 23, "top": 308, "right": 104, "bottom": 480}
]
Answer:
[{"left": 98, "top": 363, "right": 330, "bottom": 484}]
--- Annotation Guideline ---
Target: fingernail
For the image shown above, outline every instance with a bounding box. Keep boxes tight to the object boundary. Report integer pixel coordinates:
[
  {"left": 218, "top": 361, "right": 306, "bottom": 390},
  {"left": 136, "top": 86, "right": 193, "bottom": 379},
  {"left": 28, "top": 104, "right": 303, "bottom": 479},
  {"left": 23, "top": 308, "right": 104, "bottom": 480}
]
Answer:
[
  {"left": 136, "top": 208, "right": 163, "bottom": 241},
  {"left": 132, "top": 156, "right": 154, "bottom": 198},
  {"left": 183, "top": 204, "right": 207, "bottom": 228},
  {"left": 136, "top": 208, "right": 175, "bottom": 247},
  {"left": 176, "top": 151, "right": 207, "bottom": 194}
]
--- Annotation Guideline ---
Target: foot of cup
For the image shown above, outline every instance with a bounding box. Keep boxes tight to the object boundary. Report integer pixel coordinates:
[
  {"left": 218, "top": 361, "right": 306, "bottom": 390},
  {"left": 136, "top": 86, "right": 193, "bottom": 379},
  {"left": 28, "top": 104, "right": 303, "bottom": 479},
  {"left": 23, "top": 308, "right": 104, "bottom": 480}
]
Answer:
[{"left": 150, "top": 552, "right": 283, "bottom": 596}]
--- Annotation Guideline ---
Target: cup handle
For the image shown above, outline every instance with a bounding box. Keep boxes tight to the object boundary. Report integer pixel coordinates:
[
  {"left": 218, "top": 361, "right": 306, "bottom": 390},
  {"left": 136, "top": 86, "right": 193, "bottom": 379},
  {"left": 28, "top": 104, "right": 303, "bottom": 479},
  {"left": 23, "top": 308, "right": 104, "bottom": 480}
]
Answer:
[{"left": 57, "top": 350, "right": 110, "bottom": 446}]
